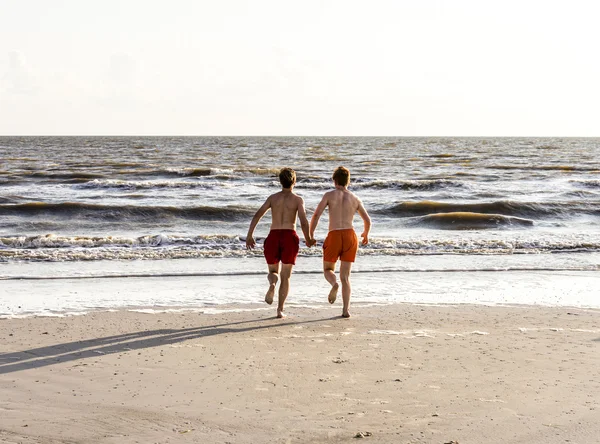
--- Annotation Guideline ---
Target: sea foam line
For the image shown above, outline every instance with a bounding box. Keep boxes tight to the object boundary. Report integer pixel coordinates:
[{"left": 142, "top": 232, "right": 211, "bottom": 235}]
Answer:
[{"left": 1, "top": 266, "right": 598, "bottom": 281}]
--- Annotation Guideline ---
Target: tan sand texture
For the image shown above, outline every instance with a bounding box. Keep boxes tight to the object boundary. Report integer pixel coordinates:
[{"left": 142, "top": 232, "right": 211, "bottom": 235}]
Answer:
[{"left": 1, "top": 304, "right": 599, "bottom": 443}]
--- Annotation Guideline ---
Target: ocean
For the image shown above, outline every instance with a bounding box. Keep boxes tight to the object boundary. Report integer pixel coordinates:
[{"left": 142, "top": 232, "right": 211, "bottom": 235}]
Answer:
[{"left": 1, "top": 136, "right": 599, "bottom": 316}]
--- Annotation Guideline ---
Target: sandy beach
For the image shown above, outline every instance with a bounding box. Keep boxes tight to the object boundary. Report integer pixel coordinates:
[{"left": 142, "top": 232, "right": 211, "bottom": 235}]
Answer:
[
  {"left": 1, "top": 303, "right": 599, "bottom": 444},
  {"left": 4, "top": 0, "right": 600, "bottom": 441}
]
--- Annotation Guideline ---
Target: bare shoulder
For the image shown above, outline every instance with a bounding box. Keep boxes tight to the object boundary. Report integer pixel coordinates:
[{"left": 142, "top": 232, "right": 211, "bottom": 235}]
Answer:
[
  {"left": 290, "top": 192, "right": 304, "bottom": 206},
  {"left": 347, "top": 189, "right": 361, "bottom": 200},
  {"left": 348, "top": 190, "right": 363, "bottom": 207}
]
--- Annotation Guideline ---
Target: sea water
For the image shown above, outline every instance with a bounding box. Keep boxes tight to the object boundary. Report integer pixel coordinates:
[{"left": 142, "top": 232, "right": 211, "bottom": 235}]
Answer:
[{"left": 1, "top": 136, "right": 599, "bottom": 316}]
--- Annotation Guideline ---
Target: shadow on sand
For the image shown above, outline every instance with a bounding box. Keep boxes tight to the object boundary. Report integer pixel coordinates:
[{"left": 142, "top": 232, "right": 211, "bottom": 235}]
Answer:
[{"left": 0, "top": 315, "right": 341, "bottom": 375}]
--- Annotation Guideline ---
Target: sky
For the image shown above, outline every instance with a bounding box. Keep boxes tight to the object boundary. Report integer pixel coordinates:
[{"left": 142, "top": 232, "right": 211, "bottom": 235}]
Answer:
[{"left": 1, "top": 0, "right": 599, "bottom": 136}]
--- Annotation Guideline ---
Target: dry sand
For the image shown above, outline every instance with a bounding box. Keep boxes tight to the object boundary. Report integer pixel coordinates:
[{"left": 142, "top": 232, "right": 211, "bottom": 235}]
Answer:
[{"left": 1, "top": 303, "right": 599, "bottom": 444}]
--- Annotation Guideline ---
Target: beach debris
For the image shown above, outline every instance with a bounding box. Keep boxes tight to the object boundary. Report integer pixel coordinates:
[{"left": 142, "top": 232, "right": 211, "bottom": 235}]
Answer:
[
  {"left": 332, "top": 357, "right": 346, "bottom": 364},
  {"left": 444, "top": 441, "right": 459, "bottom": 444},
  {"left": 178, "top": 429, "right": 194, "bottom": 434},
  {"left": 42, "top": 331, "right": 49, "bottom": 335},
  {"left": 354, "top": 431, "right": 372, "bottom": 438}
]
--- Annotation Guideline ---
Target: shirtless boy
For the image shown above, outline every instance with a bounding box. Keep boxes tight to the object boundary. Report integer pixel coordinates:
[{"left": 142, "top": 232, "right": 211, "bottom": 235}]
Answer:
[
  {"left": 309, "top": 166, "right": 371, "bottom": 318},
  {"left": 246, "top": 167, "right": 315, "bottom": 318}
]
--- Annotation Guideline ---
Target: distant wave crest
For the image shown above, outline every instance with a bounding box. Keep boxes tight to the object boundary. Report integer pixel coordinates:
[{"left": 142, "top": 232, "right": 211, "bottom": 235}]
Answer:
[
  {"left": 75, "top": 179, "right": 215, "bottom": 190},
  {"left": 294, "top": 178, "right": 464, "bottom": 191}
]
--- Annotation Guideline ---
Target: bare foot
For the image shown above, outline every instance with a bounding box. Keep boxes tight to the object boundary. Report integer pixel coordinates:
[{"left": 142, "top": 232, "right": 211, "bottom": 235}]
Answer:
[
  {"left": 265, "top": 284, "right": 275, "bottom": 305},
  {"left": 277, "top": 310, "right": 287, "bottom": 319},
  {"left": 342, "top": 311, "right": 350, "bottom": 318},
  {"left": 328, "top": 283, "right": 339, "bottom": 304}
]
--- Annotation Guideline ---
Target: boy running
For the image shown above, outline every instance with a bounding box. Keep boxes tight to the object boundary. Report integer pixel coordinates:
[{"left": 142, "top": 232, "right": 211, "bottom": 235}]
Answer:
[
  {"left": 246, "top": 167, "right": 315, "bottom": 318},
  {"left": 309, "top": 166, "right": 371, "bottom": 318}
]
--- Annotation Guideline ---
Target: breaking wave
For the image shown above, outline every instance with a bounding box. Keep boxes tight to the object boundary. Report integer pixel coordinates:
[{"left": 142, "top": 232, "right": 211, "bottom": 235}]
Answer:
[
  {"left": 407, "top": 212, "right": 535, "bottom": 230},
  {"left": 378, "top": 200, "right": 600, "bottom": 218},
  {"left": 2, "top": 234, "right": 600, "bottom": 262}
]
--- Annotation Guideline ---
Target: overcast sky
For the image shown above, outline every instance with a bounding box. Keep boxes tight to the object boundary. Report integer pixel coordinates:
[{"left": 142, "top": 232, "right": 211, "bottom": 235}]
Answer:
[{"left": 1, "top": 0, "right": 599, "bottom": 136}]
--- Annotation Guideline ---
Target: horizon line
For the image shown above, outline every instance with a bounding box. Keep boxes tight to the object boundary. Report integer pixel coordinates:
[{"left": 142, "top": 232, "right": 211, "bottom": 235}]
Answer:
[{"left": 1, "top": 134, "right": 599, "bottom": 138}]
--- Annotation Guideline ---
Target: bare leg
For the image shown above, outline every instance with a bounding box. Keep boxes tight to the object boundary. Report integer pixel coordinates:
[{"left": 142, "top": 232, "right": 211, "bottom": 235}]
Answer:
[
  {"left": 265, "top": 263, "right": 279, "bottom": 305},
  {"left": 323, "top": 261, "right": 338, "bottom": 304},
  {"left": 339, "top": 261, "right": 353, "bottom": 318},
  {"left": 277, "top": 264, "right": 293, "bottom": 318}
]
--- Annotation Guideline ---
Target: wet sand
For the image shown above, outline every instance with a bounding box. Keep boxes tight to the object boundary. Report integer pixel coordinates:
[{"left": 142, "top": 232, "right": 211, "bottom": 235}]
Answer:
[{"left": 1, "top": 303, "right": 600, "bottom": 444}]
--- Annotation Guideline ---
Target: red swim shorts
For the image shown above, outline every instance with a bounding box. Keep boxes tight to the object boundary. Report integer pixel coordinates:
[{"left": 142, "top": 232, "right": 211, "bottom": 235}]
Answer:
[
  {"left": 263, "top": 229, "right": 300, "bottom": 265},
  {"left": 323, "top": 229, "right": 358, "bottom": 263}
]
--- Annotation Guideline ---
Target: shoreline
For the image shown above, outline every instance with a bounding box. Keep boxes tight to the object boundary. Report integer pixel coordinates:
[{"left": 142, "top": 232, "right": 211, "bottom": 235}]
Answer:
[
  {"left": 1, "top": 304, "right": 600, "bottom": 443},
  {"left": 3, "top": 299, "right": 600, "bottom": 321},
  {"left": 2, "top": 267, "right": 600, "bottom": 318}
]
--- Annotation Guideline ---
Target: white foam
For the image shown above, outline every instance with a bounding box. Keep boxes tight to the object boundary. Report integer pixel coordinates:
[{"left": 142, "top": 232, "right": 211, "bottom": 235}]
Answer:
[
  {"left": 127, "top": 307, "right": 274, "bottom": 315},
  {"left": 370, "top": 329, "right": 489, "bottom": 338},
  {"left": 413, "top": 331, "right": 435, "bottom": 338},
  {"left": 369, "top": 329, "right": 436, "bottom": 338},
  {"left": 0, "top": 311, "right": 90, "bottom": 319},
  {"left": 200, "top": 307, "right": 273, "bottom": 315},
  {"left": 519, "top": 327, "right": 600, "bottom": 333},
  {"left": 446, "top": 331, "right": 489, "bottom": 337},
  {"left": 0, "top": 233, "right": 241, "bottom": 250},
  {"left": 77, "top": 179, "right": 214, "bottom": 190},
  {"left": 369, "top": 329, "right": 409, "bottom": 335}
]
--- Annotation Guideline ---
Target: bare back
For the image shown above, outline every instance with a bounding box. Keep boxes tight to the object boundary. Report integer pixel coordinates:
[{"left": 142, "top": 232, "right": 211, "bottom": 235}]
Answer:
[
  {"left": 324, "top": 188, "right": 361, "bottom": 231},
  {"left": 269, "top": 191, "right": 301, "bottom": 230}
]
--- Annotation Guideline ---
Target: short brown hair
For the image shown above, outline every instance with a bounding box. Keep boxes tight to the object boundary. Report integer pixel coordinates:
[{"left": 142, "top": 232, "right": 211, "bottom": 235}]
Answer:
[
  {"left": 279, "top": 167, "right": 296, "bottom": 188},
  {"left": 332, "top": 166, "right": 350, "bottom": 187}
]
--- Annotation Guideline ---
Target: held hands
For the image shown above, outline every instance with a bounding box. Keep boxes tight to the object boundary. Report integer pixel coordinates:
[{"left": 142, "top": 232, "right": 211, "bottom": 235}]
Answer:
[
  {"left": 305, "top": 237, "right": 317, "bottom": 247},
  {"left": 246, "top": 235, "right": 256, "bottom": 250},
  {"left": 360, "top": 232, "right": 369, "bottom": 246}
]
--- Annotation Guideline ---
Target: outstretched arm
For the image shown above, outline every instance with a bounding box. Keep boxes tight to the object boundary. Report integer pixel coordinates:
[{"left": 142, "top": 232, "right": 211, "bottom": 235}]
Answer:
[
  {"left": 357, "top": 198, "right": 371, "bottom": 245},
  {"left": 246, "top": 197, "right": 271, "bottom": 249},
  {"left": 309, "top": 194, "right": 328, "bottom": 240},
  {"left": 297, "top": 197, "right": 315, "bottom": 247}
]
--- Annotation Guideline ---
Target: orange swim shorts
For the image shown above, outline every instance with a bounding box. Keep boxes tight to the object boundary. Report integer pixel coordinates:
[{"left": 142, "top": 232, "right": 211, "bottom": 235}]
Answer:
[{"left": 323, "top": 229, "right": 358, "bottom": 263}]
